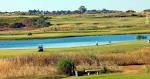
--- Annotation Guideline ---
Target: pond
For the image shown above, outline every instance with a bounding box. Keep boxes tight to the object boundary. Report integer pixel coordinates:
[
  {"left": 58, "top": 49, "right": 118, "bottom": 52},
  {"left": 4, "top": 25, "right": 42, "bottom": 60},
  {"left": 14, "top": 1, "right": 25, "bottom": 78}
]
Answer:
[{"left": 0, "top": 34, "right": 149, "bottom": 49}]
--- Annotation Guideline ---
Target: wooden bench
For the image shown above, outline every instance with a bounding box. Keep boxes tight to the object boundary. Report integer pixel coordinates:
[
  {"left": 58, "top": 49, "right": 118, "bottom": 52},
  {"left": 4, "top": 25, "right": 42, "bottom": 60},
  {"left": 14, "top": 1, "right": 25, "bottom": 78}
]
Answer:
[
  {"left": 75, "top": 69, "right": 102, "bottom": 77},
  {"left": 85, "top": 69, "right": 101, "bottom": 76}
]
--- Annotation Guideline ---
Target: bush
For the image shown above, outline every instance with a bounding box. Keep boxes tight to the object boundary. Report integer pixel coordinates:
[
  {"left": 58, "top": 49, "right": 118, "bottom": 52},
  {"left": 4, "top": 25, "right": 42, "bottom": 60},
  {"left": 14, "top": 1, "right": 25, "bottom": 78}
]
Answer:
[
  {"left": 10, "top": 23, "right": 25, "bottom": 28},
  {"left": 19, "top": 18, "right": 33, "bottom": 27},
  {"left": 101, "top": 66, "right": 110, "bottom": 73},
  {"left": 0, "top": 23, "right": 10, "bottom": 28},
  {"left": 31, "top": 15, "right": 51, "bottom": 27},
  {"left": 57, "top": 58, "right": 75, "bottom": 76},
  {"left": 136, "top": 35, "right": 147, "bottom": 40},
  {"left": 27, "top": 32, "right": 32, "bottom": 36},
  {"left": 18, "top": 16, "right": 51, "bottom": 28}
]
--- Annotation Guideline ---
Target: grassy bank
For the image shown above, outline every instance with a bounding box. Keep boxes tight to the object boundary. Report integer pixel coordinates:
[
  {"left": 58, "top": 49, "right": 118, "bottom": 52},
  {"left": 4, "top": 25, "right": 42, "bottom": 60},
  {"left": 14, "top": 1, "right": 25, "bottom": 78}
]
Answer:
[
  {"left": 0, "top": 41, "right": 150, "bottom": 58},
  {"left": 0, "top": 41, "right": 150, "bottom": 79},
  {"left": 1, "top": 29, "right": 150, "bottom": 40}
]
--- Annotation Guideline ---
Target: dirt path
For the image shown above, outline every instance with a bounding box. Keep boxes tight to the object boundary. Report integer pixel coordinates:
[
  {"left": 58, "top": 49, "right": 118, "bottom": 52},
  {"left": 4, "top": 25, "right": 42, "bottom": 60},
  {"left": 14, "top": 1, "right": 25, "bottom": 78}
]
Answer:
[{"left": 120, "top": 65, "right": 146, "bottom": 74}]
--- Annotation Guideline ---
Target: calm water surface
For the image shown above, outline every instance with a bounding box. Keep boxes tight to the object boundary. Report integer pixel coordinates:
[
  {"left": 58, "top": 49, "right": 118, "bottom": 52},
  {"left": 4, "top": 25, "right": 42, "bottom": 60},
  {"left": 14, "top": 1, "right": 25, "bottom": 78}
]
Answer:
[{"left": 0, "top": 34, "right": 149, "bottom": 49}]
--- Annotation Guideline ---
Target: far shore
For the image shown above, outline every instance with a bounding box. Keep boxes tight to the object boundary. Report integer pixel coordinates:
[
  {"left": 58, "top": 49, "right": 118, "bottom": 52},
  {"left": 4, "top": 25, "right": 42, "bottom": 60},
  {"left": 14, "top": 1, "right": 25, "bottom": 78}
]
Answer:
[{"left": 1, "top": 30, "right": 150, "bottom": 40}]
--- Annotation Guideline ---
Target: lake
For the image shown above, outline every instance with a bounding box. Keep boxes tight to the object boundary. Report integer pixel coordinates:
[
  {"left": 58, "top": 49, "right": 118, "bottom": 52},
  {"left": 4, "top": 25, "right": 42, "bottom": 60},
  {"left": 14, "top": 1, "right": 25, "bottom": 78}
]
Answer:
[{"left": 0, "top": 34, "right": 149, "bottom": 49}]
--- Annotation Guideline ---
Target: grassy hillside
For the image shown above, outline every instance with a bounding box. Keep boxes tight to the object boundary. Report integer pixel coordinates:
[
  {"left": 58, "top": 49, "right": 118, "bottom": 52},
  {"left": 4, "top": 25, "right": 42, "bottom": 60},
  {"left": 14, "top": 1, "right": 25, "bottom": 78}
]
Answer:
[
  {"left": 0, "top": 14, "right": 150, "bottom": 40},
  {"left": 0, "top": 41, "right": 149, "bottom": 58}
]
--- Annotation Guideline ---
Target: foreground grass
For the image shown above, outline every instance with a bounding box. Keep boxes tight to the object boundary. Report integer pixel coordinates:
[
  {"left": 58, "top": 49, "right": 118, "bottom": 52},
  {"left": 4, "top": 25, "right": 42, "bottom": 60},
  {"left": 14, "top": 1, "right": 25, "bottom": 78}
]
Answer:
[
  {"left": 0, "top": 41, "right": 150, "bottom": 58},
  {"left": 1, "top": 41, "right": 150, "bottom": 79},
  {"left": 6, "top": 74, "right": 150, "bottom": 79},
  {"left": 64, "top": 74, "right": 150, "bottom": 79}
]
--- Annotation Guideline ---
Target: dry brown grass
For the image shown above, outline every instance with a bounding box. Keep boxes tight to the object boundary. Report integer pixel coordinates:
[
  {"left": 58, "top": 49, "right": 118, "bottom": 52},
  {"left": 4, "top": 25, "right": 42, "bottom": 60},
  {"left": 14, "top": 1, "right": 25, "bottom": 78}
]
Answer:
[
  {"left": 6, "top": 47, "right": 150, "bottom": 66},
  {"left": 0, "top": 60, "right": 58, "bottom": 79},
  {"left": 0, "top": 47, "right": 150, "bottom": 78}
]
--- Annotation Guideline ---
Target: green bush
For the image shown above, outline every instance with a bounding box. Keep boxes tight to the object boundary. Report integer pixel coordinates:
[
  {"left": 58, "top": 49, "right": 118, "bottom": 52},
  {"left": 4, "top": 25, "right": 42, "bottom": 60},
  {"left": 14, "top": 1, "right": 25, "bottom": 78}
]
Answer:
[
  {"left": 57, "top": 58, "right": 75, "bottom": 76},
  {"left": 10, "top": 22, "right": 25, "bottom": 28},
  {"left": 31, "top": 15, "right": 51, "bottom": 27},
  {"left": 101, "top": 66, "right": 110, "bottom": 73},
  {"left": 136, "top": 35, "right": 147, "bottom": 40},
  {"left": 27, "top": 32, "right": 32, "bottom": 36}
]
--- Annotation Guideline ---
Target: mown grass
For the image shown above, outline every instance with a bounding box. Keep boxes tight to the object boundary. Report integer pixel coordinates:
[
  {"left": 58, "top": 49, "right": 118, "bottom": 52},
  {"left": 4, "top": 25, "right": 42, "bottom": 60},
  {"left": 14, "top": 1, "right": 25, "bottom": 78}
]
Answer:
[
  {"left": 2, "top": 29, "right": 150, "bottom": 40},
  {"left": 64, "top": 74, "right": 150, "bottom": 79},
  {"left": 0, "top": 41, "right": 149, "bottom": 58}
]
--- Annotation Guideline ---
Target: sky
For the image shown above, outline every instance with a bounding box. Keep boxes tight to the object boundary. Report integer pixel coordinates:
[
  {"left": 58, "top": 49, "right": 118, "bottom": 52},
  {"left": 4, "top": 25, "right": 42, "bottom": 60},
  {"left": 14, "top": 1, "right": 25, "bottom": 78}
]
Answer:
[{"left": 0, "top": 0, "right": 150, "bottom": 12}]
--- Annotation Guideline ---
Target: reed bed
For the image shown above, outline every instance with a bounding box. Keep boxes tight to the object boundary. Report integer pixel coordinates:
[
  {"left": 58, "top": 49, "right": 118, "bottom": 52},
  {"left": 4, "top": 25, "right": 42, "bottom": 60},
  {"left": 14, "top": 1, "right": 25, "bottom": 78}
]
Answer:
[
  {"left": 6, "top": 47, "right": 150, "bottom": 66},
  {"left": 0, "top": 59, "right": 58, "bottom": 79}
]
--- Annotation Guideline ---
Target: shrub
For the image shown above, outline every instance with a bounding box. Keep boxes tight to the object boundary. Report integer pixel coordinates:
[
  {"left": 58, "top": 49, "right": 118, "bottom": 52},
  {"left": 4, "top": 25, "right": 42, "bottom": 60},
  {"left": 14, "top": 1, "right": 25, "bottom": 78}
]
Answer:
[
  {"left": 27, "top": 32, "right": 32, "bottom": 36},
  {"left": 18, "top": 16, "right": 51, "bottom": 28},
  {"left": 10, "top": 22, "right": 25, "bottom": 28},
  {"left": 0, "top": 23, "right": 10, "bottom": 28},
  {"left": 136, "top": 35, "right": 147, "bottom": 40},
  {"left": 19, "top": 18, "right": 33, "bottom": 27},
  {"left": 57, "top": 58, "right": 75, "bottom": 76},
  {"left": 31, "top": 15, "right": 51, "bottom": 27},
  {"left": 101, "top": 66, "right": 110, "bottom": 73}
]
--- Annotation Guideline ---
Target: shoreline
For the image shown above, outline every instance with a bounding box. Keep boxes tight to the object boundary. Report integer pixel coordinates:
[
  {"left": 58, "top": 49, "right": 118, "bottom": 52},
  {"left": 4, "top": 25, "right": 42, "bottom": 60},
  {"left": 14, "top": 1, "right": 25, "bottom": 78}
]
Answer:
[{"left": 0, "top": 31, "right": 150, "bottom": 41}]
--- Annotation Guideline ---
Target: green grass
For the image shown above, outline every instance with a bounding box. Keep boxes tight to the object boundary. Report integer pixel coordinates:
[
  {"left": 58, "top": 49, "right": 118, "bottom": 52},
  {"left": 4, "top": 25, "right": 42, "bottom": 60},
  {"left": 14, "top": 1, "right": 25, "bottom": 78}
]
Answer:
[
  {"left": 5, "top": 74, "right": 150, "bottom": 79},
  {"left": 0, "top": 15, "right": 150, "bottom": 40},
  {"left": 0, "top": 41, "right": 149, "bottom": 58},
  {"left": 51, "top": 16, "right": 145, "bottom": 26},
  {"left": 1, "top": 29, "right": 150, "bottom": 40},
  {"left": 1, "top": 15, "right": 150, "bottom": 79},
  {"left": 64, "top": 74, "right": 150, "bottom": 79}
]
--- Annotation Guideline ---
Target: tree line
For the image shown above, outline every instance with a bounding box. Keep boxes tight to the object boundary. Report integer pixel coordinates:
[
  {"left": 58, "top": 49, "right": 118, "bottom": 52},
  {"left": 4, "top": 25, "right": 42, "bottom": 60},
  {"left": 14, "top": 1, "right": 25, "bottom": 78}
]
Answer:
[{"left": 0, "top": 6, "right": 150, "bottom": 15}]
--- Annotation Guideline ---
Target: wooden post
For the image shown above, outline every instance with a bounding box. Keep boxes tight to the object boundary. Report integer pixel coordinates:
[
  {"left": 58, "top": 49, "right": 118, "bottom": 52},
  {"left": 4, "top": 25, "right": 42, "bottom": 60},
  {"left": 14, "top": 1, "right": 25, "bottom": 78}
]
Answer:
[
  {"left": 96, "top": 71, "right": 99, "bottom": 75},
  {"left": 75, "top": 71, "right": 78, "bottom": 77},
  {"left": 87, "top": 72, "right": 90, "bottom": 76}
]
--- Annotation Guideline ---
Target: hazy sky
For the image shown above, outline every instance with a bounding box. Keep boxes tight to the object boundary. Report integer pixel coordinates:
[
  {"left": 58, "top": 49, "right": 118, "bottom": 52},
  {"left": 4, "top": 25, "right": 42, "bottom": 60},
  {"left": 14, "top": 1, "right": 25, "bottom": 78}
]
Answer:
[{"left": 0, "top": 0, "right": 150, "bottom": 12}]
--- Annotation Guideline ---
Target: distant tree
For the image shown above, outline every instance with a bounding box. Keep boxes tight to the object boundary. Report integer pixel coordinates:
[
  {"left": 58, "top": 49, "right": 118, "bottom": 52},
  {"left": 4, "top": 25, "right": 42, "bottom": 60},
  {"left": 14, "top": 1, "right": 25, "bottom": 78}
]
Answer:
[
  {"left": 144, "top": 9, "right": 150, "bottom": 12},
  {"left": 73, "top": 10, "right": 80, "bottom": 14},
  {"left": 126, "top": 10, "right": 136, "bottom": 13},
  {"left": 101, "top": 8, "right": 110, "bottom": 13},
  {"left": 78, "top": 6, "right": 87, "bottom": 14}
]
